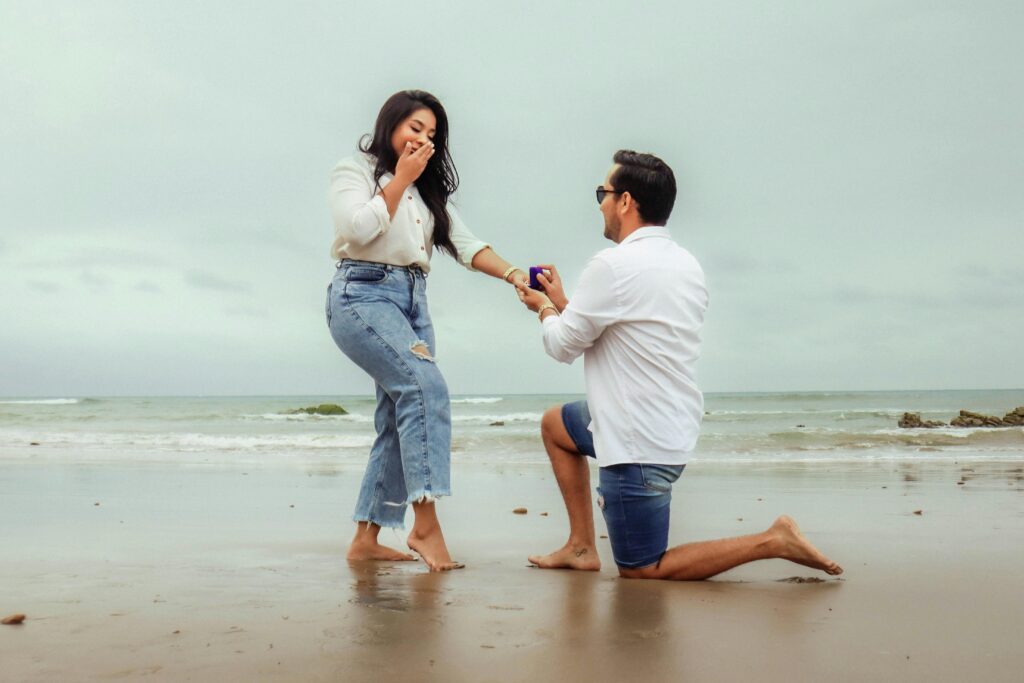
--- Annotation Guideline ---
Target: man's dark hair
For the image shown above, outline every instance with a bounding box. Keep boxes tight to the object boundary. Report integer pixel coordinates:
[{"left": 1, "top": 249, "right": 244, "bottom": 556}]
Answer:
[{"left": 610, "top": 150, "right": 677, "bottom": 225}]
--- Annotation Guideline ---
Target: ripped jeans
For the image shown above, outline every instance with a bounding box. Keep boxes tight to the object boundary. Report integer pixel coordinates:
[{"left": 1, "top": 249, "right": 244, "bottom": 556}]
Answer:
[{"left": 326, "top": 259, "right": 451, "bottom": 528}]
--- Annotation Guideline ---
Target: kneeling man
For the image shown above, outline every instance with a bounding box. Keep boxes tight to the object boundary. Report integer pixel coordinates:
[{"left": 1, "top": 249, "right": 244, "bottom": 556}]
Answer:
[{"left": 516, "top": 150, "right": 842, "bottom": 580}]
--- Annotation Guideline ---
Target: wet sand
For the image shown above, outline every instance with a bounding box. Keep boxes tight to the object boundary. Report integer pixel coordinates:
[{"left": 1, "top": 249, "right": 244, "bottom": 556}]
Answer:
[{"left": 2, "top": 458, "right": 1023, "bottom": 681}]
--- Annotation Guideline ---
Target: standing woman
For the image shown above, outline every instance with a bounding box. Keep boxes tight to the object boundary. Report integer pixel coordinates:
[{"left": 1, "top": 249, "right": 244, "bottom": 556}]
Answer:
[{"left": 326, "top": 90, "right": 527, "bottom": 571}]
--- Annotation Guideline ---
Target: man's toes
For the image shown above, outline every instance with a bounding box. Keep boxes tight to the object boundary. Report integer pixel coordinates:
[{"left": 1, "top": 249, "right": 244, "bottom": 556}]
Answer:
[{"left": 532, "top": 554, "right": 567, "bottom": 568}]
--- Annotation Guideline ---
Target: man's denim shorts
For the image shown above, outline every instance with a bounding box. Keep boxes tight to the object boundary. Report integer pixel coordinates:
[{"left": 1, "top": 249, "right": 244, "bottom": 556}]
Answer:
[{"left": 561, "top": 400, "right": 685, "bottom": 569}]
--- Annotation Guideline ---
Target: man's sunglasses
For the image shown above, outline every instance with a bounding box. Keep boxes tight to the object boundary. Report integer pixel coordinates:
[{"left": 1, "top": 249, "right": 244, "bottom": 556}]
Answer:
[{"left": 595, "top": 186, "right": 625, "bottom": 204}]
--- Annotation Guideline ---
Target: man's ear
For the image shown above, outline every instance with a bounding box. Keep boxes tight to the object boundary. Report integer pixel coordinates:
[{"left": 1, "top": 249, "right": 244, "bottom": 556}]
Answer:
[{"left": 620, "top": 191, "right": 635, "bottom": 214}]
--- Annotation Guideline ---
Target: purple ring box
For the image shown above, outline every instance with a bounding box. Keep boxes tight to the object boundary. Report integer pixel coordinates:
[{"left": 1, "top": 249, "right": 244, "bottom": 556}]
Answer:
[{"left": 529, "top": 266, "right": 545, "bottom": 291}]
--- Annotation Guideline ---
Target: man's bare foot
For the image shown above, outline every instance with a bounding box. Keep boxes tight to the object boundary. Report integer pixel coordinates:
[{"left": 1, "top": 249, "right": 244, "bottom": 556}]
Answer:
[
  {"left": 528, "top": 543, "right": 601, "bottom": 571},
  {"left": 770, "top": 515, "right": 843, "bottom": 575},
  {"left": 347, "top": 539, "right": 416, "bottom": 562},
  {"left": 407, "top": 527, "right": 464, "bottom": 572}
]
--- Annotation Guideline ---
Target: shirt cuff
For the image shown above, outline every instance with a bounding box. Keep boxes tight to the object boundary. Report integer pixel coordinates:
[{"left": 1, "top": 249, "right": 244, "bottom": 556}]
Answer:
[
  {"left": 540, "top": 313, "right": 575, "bottom": 364},
  {"left": 457, "top": 241, "right": 491, "bottom": 271},
  {"left": 367, "top": 194, "right": 391, "bottom": 236}
]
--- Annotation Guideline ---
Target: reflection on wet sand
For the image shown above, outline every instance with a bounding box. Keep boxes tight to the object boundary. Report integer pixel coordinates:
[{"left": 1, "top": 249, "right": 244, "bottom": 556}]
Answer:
[
  {"left": 335, "top": 560, "right": 450, "bottom": 675},
  {"left": 348, "top": 560, "right": 445, "bottom": 614},
  {"left": 340, "top": 550, "right": 847, "bottom": 679}
]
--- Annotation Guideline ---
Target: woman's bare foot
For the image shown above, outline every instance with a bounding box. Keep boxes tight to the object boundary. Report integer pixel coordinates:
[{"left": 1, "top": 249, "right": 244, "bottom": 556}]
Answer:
[
  {"left": 347, "top": 539, "right": 416, "bottom": 562},
  {"left": 770, "top": 515, "right": 843, "bottom": 575},
  {"left": 407, "top": 526, "right": 464, "bottom": 571},
  {"left": 347, "top": 522, "right": 415, "bottom": 562},
  {"left": 528, "top": 542, "right": 601, "bottom": 571}
]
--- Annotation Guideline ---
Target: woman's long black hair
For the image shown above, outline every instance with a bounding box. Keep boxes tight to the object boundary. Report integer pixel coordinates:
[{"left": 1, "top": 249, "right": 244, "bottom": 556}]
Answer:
[{"left": 359, "top": 90, "right": 459, "bottom": 259}]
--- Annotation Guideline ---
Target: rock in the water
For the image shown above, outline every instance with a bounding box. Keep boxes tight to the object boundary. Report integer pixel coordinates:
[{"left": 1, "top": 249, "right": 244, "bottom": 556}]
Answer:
[
  {"left": 489, "top": 421, "right": 505, "bottom": 426},
  {"left": 512, "top": 507, "right": 528, "bottom": 514},
  {"left": 1, "top": 614, "right": 25, "bottom": 625},
  {"left": 285, "top": 403, "right": 348, "bottom": 416},
  {"left": 898, "top": 412, "right": 946, "bottom": 428},
  {"left": 1002, "top": 406, "right": 1024, "bottom": 426},
  {"left": 951, "top": 410, "right": 1005, "bottom": 428},
  {"left": 899, "top": 406, "right": 1024, "bottom": 429}
]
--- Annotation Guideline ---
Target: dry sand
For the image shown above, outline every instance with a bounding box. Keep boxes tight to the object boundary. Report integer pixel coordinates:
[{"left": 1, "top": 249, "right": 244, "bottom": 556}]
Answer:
[{"left": 2, "top": 458, "right": 1023, "bottom": 681}]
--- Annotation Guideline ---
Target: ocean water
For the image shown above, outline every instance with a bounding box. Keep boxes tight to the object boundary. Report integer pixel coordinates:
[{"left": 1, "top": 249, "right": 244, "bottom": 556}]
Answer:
[{"left": 1, "top": 390, "right": 1022, "bottom": 465}]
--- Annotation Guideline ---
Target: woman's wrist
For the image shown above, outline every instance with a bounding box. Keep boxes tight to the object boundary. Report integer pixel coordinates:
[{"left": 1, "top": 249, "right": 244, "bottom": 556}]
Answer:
[
  {"left": 502, "top": 266, "right": 524, "bottom": 282},
  {"left": 381, "top": 176, "right": 411, "bottom": 200}
]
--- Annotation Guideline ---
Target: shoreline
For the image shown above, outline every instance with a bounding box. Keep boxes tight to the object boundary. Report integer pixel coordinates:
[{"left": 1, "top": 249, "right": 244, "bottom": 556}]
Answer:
[{"left": 4, "top": 441, "right": 1024, "bottom": 468}]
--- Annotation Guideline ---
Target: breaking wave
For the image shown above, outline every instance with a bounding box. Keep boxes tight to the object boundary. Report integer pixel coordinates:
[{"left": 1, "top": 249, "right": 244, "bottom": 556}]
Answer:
[{"left": 0, "top": 398, "right": 81, "bottom": 405}]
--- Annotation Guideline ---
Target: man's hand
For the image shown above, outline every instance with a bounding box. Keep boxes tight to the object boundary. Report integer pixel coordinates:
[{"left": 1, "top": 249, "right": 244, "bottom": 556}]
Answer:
[
  {"left": 535, "top": 264, "right": 568, "bottom": 312},
  {"left": 515, "top": 281, "right": 553, "bottom": 314}
]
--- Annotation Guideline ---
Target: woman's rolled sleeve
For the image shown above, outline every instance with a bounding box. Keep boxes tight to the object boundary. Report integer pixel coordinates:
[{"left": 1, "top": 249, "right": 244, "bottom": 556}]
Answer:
[
  {"left": 448, "top": 204, "right": 490, "bottom": 271},
  {"left": 329, "top": 159, "right": 391, "bottom": 248}
]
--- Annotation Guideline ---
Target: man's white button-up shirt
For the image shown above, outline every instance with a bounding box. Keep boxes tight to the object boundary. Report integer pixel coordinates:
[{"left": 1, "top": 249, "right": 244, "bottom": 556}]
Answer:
[{"left": 541, "top": 226, "right": 708, "bottom": 467}]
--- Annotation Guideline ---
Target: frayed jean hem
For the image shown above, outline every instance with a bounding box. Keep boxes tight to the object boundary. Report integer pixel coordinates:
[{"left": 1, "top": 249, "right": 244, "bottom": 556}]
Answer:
[
  {"left": 352, "top": 514, "right": 406, "bottom": 530},
  {"left": 353, "top": 489, "right": 450, "bottom": 529},
  {"left": 386, "top": 489, "right": 451, "bottom": 506}
]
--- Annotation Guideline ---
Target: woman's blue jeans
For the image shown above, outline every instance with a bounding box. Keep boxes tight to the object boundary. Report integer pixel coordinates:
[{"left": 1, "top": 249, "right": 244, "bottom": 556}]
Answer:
[{"left": 326, "top": 259, "right": 452, "bottom": 529}]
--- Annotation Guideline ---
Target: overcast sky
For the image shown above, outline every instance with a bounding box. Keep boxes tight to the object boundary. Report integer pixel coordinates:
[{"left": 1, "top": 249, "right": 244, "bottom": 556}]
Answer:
[{"left": 1, "top": 1, "right": 1022, "bottom": 397}]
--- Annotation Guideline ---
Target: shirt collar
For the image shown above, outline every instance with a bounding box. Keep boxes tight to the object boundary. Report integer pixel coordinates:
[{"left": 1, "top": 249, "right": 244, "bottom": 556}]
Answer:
[{"left": 619, "top": 225, "right": 670, "bottom": 246}]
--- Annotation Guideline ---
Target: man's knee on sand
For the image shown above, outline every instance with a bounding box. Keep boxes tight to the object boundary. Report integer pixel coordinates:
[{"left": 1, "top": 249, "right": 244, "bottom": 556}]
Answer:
[{"left": 617, "top": 561, "right": 665, "bottom": 580}]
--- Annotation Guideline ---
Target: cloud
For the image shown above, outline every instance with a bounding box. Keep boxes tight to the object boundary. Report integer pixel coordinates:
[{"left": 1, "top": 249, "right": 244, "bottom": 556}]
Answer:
[
  {"left": 956, "top": 265, "right": 1024, "bottom": 290},
  {"left": 79, "top": 270, "right": 110, "bottom": 287},
  {"left": 6, "top": 241, "right": 175, "bottom": 271},
  {"left": 223, "top": 305, "right": 270, "bottom": 319},
  {"left": 183, "top": 269, "right": 251, "bottom": 293},
  {"left": 826, "top": 285, "right": 950, "bottom": 311},
  {"left": 27, "top": 280, "right": 61, "bottom": 294},
  {"left": 134, "top": 280, "right": 161, "bottom": 293},
  {"left": 951, "top": 266, "right": 1024, "bottom": 310}
]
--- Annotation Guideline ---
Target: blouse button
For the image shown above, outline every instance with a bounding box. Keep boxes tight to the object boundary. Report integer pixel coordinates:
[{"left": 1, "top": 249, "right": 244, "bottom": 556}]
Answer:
[
  {"left": 407, "top": 195, "right": 413, "bottom": 200},
  {"left": 416, "top": 219, "right": 421, "bottom": 224},
  {"left": 420, "top": 246, "right": 425, "bottom": 251}
]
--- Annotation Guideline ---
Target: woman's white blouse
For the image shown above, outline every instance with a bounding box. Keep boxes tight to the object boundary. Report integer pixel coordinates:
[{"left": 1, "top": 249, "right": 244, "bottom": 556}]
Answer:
[{"left": 328, "top": 152, "right": 490, "bottom": 273}]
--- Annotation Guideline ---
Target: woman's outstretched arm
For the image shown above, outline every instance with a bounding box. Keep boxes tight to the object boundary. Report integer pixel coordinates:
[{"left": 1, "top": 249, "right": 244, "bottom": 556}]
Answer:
[{"left": 470, "top": 247, "right": 528, "bottom": 286}]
